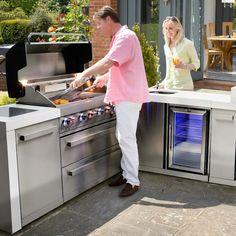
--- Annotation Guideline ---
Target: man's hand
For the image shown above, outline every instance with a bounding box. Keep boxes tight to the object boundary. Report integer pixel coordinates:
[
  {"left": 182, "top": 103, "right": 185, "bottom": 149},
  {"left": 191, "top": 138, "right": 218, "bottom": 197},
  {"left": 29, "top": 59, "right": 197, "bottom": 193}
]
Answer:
[
  {"left": 70, "top": 74, "right": 88, "bottom": 88},
  {"left": 93, "top": 76, "right": 108, "bottom": 88}
]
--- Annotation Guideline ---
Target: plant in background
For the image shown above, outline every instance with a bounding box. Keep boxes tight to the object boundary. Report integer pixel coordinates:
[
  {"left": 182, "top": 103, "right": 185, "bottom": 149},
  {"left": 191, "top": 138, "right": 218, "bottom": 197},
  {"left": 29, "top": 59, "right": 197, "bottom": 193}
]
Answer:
[
  {"left": 0, "top": 19, "right": 31, "bottom": 44},
  {"left": 0, "top": 0, "right": 27, "bottom": 21},
  {"left": 7, "top": 0, "right": 37, "bottom": 16},
  {"left": 56, "top": 0, "right": 90, "bottom": 41},
  {"left": 0, "top": 91, "right": 16, "bottom": 106},
  {"left": 133, "top": 23, "right": 160, "bottom": 87},
  {"left": 30, "top": 0, "right": 53, "bottom": 32}
]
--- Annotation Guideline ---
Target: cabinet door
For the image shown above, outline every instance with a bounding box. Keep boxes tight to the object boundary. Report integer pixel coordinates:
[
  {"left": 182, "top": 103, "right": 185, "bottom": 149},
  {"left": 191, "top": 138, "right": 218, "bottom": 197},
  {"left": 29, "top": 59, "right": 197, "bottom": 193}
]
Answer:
[
  {"left": 210, "top": 109, "right": 236, "bottom": 180},
  {"left": 137, "top": 103, "right": 165, "bottom": 169},
  {"left": 16, "top": 119, "right": 63, "bottom": 225}
]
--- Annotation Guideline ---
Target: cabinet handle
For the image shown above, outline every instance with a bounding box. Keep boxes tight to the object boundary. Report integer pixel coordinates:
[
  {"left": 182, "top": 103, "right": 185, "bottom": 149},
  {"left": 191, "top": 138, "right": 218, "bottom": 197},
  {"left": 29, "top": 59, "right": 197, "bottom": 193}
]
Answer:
[
  {"left": 19, "top": 126, "right": 57, "bottom": 141},
  {"left": 235, "top": 140, "right": 236, "bottom": 181},
  {"left": 67, "top": 156, "right": 105, "bottom": 176},
  {"left": 66, "top": 129, "right": 109, "bottom": 147},
  {"left": 215, "top": 114, "right": 234, "bottom": 121}
]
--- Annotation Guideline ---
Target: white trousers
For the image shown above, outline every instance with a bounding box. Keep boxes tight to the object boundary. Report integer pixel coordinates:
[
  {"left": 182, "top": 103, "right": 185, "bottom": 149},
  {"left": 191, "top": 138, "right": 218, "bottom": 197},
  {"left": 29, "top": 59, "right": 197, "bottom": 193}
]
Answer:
[{"left": 115, "top": 101, "right": 142, "bottom": 186}]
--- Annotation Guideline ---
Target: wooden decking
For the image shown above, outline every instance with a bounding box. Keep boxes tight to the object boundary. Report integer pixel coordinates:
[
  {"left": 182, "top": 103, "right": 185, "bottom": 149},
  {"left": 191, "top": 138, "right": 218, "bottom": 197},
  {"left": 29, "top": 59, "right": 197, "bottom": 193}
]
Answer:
[
  {"left": 194, "top": 79, "right": 236, "bottom": 91},
  {"left": 200, "top": 69, "right": 236, "bottom": 91}
]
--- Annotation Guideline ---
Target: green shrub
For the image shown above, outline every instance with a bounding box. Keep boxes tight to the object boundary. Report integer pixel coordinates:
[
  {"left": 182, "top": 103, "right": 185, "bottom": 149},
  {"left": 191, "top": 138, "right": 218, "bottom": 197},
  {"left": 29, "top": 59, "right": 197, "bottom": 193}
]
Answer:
[
  {"left": 0, "top": 36, "right": 3, "bottom": 44},
  {"left": 0, "top": 91, "right": 16, "bottom": 106},
  {"left": 12, "top": 7, "right": 28, "bottom": 19},
  {"left": 30, "top": 1, "right": 53, "bottom": 32},
  {"left": 133, "top": 23, "right": 160, "bottom": 87},
  {"left": 7, "top": 0, "right": 37, "bottom": 16},
  {"left": 0, "top": 1, "right": 27, "bottom": 21},
  {"left": 0, "top": 11, "right": 12, "bottom": 21},
  {"left": 0, "top": 19, "right": 31, "bottom": 44},
  {"left": 0, "top": 0, "right": 10, "bottom": 11}
]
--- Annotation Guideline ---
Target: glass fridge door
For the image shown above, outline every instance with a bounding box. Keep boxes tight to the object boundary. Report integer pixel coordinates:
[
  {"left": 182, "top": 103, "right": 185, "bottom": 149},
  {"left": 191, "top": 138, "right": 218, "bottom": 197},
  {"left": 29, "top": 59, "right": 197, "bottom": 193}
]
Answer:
[{"left": 168, "top": 107, "right": 208, "bottom": 174}]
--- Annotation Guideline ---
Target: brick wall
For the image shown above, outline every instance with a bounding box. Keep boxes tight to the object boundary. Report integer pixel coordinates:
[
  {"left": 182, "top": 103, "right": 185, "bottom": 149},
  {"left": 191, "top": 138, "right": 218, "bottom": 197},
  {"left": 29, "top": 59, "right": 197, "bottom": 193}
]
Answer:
[
  {"left": 0, "top": 74, "right": 7, "bottom": 91},
  {"left": 89, "top": 0, "right": 118, "bottom": 64}
]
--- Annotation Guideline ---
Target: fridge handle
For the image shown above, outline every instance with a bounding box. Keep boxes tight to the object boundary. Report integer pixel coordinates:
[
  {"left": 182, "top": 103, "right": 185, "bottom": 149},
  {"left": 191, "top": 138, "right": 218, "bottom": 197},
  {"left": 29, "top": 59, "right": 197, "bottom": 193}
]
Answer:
[
  {"left": 169, "top": 123, "right": 172, "bottom": 151},
  {"left": 235, "top": 140, "right": 236, "bottom": 180}
]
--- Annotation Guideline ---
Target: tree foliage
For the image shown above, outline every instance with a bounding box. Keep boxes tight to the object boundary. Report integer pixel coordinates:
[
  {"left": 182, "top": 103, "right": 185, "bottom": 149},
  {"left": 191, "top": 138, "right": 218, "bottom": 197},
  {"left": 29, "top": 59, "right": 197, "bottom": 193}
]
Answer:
[
  {"left": 30, "top": 0, "right": 53, "bottom": 32},
  {"left": 57, "top": 0, "right": 90, "bottom": 41},
  {"left": 7, "top": 0, "right": 37, "bottom": 15},
  {"left": 0, "top": 1, "right": 27, "bottom": 21}
]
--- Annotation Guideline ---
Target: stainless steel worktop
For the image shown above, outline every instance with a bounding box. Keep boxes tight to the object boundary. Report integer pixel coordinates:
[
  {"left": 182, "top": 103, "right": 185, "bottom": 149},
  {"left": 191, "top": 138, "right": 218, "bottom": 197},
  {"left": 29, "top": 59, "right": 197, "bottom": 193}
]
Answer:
[{"left": 149, "top": 88, "right": 236, "bottom": 110}]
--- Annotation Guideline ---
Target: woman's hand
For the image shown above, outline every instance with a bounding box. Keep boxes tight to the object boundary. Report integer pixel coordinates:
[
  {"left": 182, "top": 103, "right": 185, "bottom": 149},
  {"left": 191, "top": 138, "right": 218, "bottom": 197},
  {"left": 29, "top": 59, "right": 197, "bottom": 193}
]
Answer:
[{"left": 174, "top": 61, "right": 195, "bottom": 70}]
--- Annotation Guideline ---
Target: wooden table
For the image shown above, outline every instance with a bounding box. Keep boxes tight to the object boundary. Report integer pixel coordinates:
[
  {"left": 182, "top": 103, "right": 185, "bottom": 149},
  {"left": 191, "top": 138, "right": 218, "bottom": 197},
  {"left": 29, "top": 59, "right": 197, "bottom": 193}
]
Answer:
[{"left": 208, "top": 36, "right": 236, "bottom": 71}]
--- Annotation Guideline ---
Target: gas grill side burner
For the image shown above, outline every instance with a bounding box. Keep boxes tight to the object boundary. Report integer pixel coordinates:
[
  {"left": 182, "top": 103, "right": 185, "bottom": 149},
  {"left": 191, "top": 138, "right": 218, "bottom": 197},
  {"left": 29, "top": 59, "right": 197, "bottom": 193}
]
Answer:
[{"left": 3, "top": 39, "right": 121, "bottom": 233}]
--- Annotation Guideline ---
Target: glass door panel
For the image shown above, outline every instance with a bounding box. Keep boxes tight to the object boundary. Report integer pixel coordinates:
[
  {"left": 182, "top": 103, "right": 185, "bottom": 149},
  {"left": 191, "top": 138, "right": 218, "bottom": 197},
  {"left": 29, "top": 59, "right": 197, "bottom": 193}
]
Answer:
[{"left": 168, "top": 107, "right": 208, "bottom": 174}]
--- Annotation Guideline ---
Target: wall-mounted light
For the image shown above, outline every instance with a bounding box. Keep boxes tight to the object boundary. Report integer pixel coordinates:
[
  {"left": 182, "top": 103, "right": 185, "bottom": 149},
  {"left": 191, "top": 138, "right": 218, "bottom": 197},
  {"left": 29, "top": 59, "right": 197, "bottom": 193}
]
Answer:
[
  {"left": 163, "top": 0, "right": 169, "bottom": 6},
  {"left": 222, "top": 0, "right": 235, "bottom": 8}
]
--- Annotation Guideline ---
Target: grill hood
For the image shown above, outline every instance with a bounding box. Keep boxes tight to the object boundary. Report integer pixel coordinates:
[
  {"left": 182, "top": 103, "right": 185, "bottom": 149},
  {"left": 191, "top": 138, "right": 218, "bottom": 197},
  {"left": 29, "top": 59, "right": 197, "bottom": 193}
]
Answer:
[{"left": 6, "top": 39, "right": 92, "bottom": 98}]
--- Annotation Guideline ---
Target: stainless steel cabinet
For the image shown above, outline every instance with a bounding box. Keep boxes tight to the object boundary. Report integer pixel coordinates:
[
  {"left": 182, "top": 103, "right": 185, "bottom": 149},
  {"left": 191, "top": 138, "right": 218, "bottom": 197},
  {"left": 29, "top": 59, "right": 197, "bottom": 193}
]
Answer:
[
  {"left": 60, "top": 120, "right": 121, "bottom": 202},
  {"left": 16, "top": 119, "right": 63, "bottom": 226},
  {"left": 137, "top": 102, "right": 165, "bottom": 171},
  {"left": 210, "top": 109, "right": 236, "bottom": 185}
]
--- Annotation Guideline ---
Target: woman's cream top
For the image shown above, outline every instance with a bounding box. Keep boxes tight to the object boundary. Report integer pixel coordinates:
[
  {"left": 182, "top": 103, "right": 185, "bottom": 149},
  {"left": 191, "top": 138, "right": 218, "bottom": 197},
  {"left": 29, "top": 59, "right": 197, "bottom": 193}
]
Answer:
[{"left": 161, "top": 38, "right": 200, "bottom": 90}]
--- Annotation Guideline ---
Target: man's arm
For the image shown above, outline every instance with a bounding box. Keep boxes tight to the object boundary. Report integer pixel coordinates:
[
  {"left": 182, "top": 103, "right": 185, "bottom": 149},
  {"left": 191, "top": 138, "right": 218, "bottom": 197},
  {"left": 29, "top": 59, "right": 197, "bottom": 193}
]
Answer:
[{"left": 71, "top": 57, "right": 115, "bottom": 88}]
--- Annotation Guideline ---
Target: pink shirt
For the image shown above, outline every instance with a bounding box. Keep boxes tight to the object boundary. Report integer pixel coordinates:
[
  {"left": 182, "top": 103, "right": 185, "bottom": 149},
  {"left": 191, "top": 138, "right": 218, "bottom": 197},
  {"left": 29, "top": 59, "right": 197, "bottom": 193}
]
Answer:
[{"left": 104, "top": 25, "right": 149, "bottom": 104}]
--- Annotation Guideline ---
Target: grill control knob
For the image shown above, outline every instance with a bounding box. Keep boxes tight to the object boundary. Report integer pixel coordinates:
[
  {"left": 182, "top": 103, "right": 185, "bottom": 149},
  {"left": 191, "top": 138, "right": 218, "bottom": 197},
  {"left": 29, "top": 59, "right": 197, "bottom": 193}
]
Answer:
[
  {"left": 62, "top": 117, "right": 69, "bottom": 127},
  {"left": 68, "top": 116, "right": 76, "bottom": 125},
  {"left": 104, "top": 105, "right": 111, "bottom": 113},
  {"left": 79, "top": 113, "right": 87, "bottom": 121},
  {"left": 96, "top": 107, "right": 104, "bottom": 116},
  {"left": 87, "top": 111, "right": 94, "bottom": 119}
]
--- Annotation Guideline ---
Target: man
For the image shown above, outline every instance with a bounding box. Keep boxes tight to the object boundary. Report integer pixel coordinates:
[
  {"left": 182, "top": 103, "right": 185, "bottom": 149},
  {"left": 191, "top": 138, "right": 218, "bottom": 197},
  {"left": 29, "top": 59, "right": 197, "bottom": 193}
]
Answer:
[{"left": 71, "top": 6, "right": 149, "bottom": 197}]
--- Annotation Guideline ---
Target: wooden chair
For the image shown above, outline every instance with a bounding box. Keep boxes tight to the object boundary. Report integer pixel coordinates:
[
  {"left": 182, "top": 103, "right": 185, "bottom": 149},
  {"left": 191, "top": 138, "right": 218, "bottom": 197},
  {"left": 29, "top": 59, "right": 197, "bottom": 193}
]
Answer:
[
  {"left": 203, "top": 25, "right": 224, "bottom": 71},
  {"left": 208, "top": 22, "right": 215, "bottom": 36},
  {"left": 222, "top": 22, "right": 233, "bottom": 36},
  {"left": 208, "top": 22, "right": 216, "bottom": 49}
]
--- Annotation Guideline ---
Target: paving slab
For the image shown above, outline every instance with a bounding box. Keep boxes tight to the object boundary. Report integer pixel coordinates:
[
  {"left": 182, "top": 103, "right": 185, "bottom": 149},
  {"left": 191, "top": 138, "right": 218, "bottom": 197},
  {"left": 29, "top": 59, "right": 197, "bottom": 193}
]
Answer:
[{"left": 0, "top": 172, "right": 236, "bottom": 236}]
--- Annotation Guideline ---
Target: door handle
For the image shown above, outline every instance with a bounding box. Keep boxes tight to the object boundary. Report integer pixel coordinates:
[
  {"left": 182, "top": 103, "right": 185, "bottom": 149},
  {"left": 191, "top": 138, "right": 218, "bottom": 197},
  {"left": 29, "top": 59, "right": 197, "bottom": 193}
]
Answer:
[
  {"left": 169, "top": 123, "right": 172, "bottom": 151},
  {"left": 67, "top": 156, "right": 105, "bottom": 176},
  {"left": 66, "top": 129, "right": 110, "bottom": 147},
  {"left": 18, "top": 126, "right": 57, "bottom": 141}
]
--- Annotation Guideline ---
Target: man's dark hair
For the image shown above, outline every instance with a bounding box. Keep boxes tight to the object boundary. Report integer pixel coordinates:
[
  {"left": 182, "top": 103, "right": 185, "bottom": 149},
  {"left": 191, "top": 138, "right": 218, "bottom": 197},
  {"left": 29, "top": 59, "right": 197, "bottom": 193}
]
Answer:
[{"left": 94, "top": 6, "right": 120, "bottom": 23}]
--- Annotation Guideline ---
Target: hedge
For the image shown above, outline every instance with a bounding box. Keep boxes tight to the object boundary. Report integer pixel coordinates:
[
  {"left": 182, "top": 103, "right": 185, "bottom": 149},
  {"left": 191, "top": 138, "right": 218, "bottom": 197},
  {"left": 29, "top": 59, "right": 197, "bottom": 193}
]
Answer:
[{"left": 0, "top": 19, "right": 31, "bottom": 44}]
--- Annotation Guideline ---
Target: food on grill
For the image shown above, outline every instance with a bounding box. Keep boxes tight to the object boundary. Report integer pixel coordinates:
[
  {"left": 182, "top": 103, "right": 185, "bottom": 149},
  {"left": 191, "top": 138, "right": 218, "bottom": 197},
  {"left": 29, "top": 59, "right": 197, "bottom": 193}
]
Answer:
[{"left": 52, "top": 99, "right": 69, "bottom": 105}]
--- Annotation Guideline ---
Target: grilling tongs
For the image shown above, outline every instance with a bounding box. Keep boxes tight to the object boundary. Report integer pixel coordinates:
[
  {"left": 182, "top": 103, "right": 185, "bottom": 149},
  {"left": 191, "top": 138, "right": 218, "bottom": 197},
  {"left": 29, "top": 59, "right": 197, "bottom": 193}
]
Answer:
[
  {"left": 50, "top": 76, "right": 95, "bottom": 100},
  {"left": 50, "top": 83, "right": 97, "bottom": 101}
]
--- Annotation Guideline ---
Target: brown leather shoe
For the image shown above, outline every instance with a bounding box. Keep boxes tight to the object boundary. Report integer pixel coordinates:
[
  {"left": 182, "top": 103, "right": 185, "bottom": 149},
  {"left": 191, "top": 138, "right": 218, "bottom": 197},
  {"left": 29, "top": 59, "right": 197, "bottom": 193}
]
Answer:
[
  {"left": 109, "top": 175, "right": 127, "bottom": 187},
  {"left": 119, "top": 183, "right": 139, "bottom": 197}
]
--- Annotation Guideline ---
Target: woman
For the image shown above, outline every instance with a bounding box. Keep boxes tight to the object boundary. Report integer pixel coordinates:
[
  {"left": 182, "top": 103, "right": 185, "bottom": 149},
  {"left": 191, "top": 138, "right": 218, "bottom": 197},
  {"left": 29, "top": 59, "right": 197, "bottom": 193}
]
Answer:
[{"left": 159, "top": 16, "right": 200, "bottom": 90}]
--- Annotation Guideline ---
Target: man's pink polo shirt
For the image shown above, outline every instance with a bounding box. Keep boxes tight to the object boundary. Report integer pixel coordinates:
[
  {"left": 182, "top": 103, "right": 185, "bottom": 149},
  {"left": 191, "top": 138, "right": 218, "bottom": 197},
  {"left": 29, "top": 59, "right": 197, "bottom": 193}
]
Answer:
[{"left": 104, "top": 25, "right": 149, "bottom": 104}]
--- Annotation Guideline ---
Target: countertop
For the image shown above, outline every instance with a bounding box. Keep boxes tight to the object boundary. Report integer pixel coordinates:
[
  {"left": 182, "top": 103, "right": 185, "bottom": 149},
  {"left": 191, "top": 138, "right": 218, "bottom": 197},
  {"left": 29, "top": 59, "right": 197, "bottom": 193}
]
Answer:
[
  {"left": 1, "top": 89, "right": 236, "bottom": 130},
  {"left": 0, "top": 104, "right": 60, "bottom": 131},
  {"left": 149, "top": 88, "right": 236, "bottom": 110}
]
